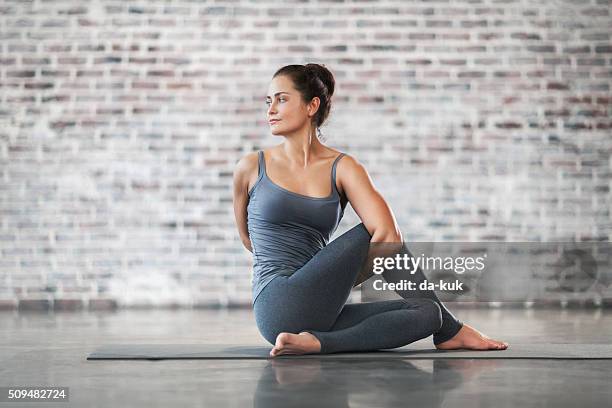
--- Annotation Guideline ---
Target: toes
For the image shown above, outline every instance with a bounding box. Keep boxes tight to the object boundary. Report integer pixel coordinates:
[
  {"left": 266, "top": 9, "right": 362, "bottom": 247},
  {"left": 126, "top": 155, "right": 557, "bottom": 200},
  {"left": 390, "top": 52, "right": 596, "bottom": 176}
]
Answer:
[
  {"left": 497, "top": 340, "right": 508, "bottom": 348},
  {"left": 489, "top": 340, "right": 508, "bottom": 350}
]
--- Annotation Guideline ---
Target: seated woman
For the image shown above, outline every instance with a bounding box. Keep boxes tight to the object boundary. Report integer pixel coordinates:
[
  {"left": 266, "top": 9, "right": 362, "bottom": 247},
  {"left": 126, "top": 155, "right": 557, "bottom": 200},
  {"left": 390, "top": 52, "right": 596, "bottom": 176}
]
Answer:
[{"left": 233, "top": 63, "right": 509, "bottom": 357}]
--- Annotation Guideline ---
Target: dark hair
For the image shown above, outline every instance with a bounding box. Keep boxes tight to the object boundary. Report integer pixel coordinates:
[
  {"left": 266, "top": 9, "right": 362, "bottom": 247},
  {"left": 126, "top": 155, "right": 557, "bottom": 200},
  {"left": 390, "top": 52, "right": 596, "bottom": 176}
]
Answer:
[{"left": 272, "top": 63, "right": 335, "bottom": 133}]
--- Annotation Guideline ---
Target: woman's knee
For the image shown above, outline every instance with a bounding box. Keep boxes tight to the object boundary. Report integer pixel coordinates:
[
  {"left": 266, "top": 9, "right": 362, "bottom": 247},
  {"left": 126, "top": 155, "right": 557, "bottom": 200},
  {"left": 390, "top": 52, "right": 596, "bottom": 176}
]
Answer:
[
  {"left": 254, "top": 308, "right": 283, "bottom": 345},
  {"left": 255, "top": 312, "right": 309, "bottom": 345},
  {"left": 343, "top": 222, "right": 371, "bottom": 242},
  {"left": 255, "top": 320, "right": 282, "bottom": 345},
  {"left": 350, "top": 222, "right": 373, "bottom": 254},
  {"left": 355, "top": 222, "right": 372, "bottom": 239}
]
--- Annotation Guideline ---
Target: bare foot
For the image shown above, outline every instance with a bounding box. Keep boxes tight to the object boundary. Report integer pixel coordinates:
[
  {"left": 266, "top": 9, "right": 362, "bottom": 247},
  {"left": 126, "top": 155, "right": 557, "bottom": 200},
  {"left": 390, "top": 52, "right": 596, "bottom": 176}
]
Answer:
[
  {"left": 270, "top": 331, "right": 322, "bottom": 357},
  {"left": 435, "top": 323, "right": 509, "bottom": 351}
]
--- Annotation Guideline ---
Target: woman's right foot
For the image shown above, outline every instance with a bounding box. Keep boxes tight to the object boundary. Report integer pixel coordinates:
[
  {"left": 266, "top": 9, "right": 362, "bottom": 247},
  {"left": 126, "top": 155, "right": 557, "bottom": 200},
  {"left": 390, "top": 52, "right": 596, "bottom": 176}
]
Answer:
[
  {"left": 435, "top": 323, "right": 509, "bottom": 351},
  {"left": 270, "top": 331, "right": 322, "bottom": 357}
]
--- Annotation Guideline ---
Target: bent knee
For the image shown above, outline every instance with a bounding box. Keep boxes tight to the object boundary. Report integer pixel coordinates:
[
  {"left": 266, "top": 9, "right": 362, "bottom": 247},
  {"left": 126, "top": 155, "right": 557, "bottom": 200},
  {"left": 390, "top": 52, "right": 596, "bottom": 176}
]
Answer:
[
  {"left": 254, "top": 316, "right": 282, "bottom": 345},
  {"left": 258, "top": 327, "right": 281, "bottom": 346},
  {"left": 354, "top": 222, "right": 372, "bottom": 239}
]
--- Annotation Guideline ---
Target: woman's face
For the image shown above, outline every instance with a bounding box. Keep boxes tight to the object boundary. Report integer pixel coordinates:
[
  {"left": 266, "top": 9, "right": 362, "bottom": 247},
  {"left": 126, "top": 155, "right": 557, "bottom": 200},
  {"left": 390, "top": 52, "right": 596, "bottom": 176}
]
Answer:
[{"left": 265, "top": 75, "right": 318, "bottom": 136}]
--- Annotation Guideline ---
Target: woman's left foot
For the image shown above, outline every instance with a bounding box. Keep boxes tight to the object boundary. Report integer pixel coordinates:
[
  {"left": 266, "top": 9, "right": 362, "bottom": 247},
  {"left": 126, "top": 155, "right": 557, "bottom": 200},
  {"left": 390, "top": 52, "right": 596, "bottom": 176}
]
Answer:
[
  {"left": 435, "top": 323, "right": 509, "bottom": 351},
  {"left": 270, "top": 332, "right": 322, "bottom": 357}
]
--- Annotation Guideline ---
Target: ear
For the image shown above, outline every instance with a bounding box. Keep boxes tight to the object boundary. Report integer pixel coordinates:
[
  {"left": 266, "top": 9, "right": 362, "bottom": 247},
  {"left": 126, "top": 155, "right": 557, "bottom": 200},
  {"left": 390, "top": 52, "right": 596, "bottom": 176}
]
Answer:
[{"left": 308, "top": 96, "right": 320, "bottom": 117}]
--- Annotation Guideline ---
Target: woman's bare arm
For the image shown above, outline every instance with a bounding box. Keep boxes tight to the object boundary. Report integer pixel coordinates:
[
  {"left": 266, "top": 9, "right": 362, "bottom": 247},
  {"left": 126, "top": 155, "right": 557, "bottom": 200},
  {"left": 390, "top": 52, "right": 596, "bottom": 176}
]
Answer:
[
  {"left": 337, "top": 155, "right": 403, "bottom": 243},
  {"left": 232, "top": 152, "right": 259, "bottom": 253}
]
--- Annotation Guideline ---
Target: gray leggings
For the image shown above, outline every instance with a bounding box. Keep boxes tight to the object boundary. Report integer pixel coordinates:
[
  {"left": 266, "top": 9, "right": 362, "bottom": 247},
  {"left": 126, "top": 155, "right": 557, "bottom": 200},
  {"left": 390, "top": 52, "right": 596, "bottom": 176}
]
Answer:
[{"left": 253, "top": 223, "right": 463, "bottom": 354}]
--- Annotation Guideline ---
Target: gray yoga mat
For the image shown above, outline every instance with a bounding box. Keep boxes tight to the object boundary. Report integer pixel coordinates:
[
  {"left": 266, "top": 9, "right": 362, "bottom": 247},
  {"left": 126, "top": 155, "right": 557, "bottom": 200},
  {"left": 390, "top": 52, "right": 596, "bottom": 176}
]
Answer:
[{"left": 87, "top": 343, "right": 612, "bottom": 360}]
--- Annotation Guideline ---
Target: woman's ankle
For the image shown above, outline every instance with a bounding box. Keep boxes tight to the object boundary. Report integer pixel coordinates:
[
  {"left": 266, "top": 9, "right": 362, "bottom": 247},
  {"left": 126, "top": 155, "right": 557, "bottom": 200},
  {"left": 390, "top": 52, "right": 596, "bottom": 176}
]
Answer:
[{"left": 433, "top": 321, "right": 464, "bottom": 345}]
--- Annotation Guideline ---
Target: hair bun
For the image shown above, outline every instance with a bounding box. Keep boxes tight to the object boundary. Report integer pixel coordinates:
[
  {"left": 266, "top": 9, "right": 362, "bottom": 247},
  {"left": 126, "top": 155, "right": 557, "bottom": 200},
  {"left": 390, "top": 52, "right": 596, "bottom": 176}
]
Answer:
[
  {"left": 304, "top": 64, "right": 321, "bottom": 82},
  {"left": 304, "top": 63, "right": 335, "bottom": 97}
]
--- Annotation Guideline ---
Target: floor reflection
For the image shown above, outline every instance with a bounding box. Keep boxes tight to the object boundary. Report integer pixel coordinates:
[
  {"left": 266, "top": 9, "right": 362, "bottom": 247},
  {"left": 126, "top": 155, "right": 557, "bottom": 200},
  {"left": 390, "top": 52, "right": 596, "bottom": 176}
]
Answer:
[{"left": 254, "top": 358, "right": 501, "bottom": 408}]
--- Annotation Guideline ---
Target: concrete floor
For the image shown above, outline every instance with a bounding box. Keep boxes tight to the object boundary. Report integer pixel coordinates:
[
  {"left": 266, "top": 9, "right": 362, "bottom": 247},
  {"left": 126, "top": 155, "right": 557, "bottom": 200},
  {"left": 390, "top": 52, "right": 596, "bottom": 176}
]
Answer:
[{"left": 2, "top": 307, "right": 612, "bottom": 408}]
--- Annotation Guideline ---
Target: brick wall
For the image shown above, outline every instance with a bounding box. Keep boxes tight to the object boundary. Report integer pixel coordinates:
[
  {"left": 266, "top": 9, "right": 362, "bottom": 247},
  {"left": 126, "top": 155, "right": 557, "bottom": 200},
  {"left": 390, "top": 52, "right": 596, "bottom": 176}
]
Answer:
[{"left": 1, "top": 0, "right": 610, "bottom": 310}]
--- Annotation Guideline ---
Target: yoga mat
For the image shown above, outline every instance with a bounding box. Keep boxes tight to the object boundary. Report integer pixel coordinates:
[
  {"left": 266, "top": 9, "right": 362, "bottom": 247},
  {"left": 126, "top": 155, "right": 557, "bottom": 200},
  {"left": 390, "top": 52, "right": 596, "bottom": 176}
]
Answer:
[{"left": 87, "top": 343, "right": 612, "bottom": 360}]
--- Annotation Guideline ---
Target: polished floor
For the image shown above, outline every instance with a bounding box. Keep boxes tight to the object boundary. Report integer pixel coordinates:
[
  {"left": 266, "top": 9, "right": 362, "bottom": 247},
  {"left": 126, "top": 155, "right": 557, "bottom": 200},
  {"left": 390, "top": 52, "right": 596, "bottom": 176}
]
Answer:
[{"left": 2, "top": 307, "right": 612, "bottom": 407}]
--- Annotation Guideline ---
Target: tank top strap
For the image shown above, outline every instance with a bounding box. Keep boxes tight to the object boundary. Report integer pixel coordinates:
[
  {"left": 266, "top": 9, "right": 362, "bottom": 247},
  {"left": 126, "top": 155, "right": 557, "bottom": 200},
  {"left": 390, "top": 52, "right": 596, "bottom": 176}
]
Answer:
[
  {"left": 258, "top": 150, "right": 267, "bottom": 177},
  {"left": 331, "top": 153, "right": 345, "bottom": 194}
]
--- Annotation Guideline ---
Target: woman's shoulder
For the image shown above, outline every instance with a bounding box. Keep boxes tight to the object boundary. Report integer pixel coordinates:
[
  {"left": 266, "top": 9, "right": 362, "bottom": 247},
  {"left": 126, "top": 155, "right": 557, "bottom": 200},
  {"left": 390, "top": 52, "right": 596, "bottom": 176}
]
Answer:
[
  {"left": 334, "top": 152, "right": 369, "bottom": 185},
  {"left": 310, "top": 148, "right": 359, "bottom": 173},
  {"left": 333, "top": 150, "right": 359, "bottom": 167},
  {"left": 236, "top": 150, "right": 259, "bottom": 166},
  {"left": 234, "top": 151, "right": 260, "bottom": 180}
]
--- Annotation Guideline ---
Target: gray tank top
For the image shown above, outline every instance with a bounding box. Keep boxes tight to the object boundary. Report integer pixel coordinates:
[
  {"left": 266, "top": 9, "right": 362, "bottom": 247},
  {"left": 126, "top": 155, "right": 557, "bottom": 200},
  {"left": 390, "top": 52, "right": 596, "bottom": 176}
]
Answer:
[{"left": 247, "top": 150, "right": 347, "bottom": 304}]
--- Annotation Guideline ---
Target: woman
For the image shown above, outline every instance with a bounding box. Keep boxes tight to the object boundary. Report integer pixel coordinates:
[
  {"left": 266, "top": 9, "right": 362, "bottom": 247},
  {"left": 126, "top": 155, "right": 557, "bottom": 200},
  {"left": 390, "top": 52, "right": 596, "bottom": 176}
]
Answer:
[{"left": 233, "top": 63, "right": 509, "bottom": 357}]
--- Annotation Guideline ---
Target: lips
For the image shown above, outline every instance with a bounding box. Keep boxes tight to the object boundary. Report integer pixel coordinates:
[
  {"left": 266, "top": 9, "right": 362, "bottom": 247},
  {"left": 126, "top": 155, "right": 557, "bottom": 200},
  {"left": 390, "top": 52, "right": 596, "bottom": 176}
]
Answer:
[{"left": 269, "top": 119, "right": 280, "bottom": 125}]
